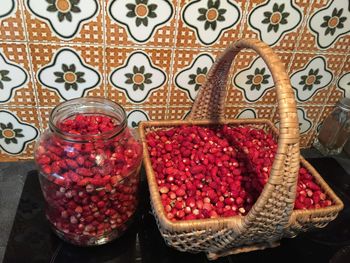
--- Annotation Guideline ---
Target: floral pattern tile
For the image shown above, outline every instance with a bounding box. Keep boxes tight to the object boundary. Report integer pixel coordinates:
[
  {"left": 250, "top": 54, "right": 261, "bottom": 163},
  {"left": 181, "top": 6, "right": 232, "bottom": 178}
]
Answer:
[
  {"left": 174, "top": 53, "right": 214, "bottom": 101},
  {"left": 291, "top": 56, "right": 333, "bottom": 102},
  {"left": 289, "top": 52, "right": 345, "bottom": 105},
  {"left": 37, "top": 48, "right": 101, "bottom": 101},
  {"left": 326, "top": 54, "right": 350, "bottom": 105},
  {"left": 233, "top": 57, "right": 274, "bottom": 103},
  {"left": 337, "top": 72, "right": 350, "bottom": 98},
  {"left": 236, "top": 109, "right": 256, "bottom": 119},
  {"left": 0, "top": 0, "right": 15, "bottom": 20},
  {"left": 105, "top": 0, "right": 178, "bottom": 47},
  {"left": 182, "top": 0, "right": 241, "bottom": 45},
  {"left": 26, "top": 0, "right": 100, "bottom": 40},
  {"left": 0, "top": 43, "right": 37, "bottom": 107},
  {"left": 248, "top": 0, "right": 302, "bottom": 46},
  {"left": 297, "top": 108, "right": 312, "bottom": 134},
  {"left": 309, "top": 0, "right": 350, "bottom": 49},
  {"left": 169, "top": 49, "right": 221, "bottom": 106},
  {"left": 225, "top": 51, "right": 294, "bottom": 106},
  {"left": 0, "top": 52, "right": 28, "bottom": 103},
  {"left": 224, "top": 105, "right": 276, "bottom": 120},
  {"left": 127, "top": 109, "right": 149, "bottom": 128},
  {"left": 0, "top": 110, "right": 38, "bottom": 155},
  {"left": 0, "top": 2, "right": 25, "bottom": 42},
  {"left": 126, "top": 106, "right": 166, "bottom": 121},
  {"left": 106, "top": 47, "right": 171, "bottom": 107},
  {"left": 108, "top": 0, "right": 174, "bottom": 43},
  {"left": 110, "top": 51, "right": 166, "bottom": 103}
]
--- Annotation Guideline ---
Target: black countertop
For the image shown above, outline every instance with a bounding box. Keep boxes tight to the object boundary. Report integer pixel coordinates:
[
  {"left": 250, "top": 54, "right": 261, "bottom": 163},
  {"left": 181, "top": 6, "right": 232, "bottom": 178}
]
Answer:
[{"left": 1, "top": 149, "right": 350, "bottom": 263}]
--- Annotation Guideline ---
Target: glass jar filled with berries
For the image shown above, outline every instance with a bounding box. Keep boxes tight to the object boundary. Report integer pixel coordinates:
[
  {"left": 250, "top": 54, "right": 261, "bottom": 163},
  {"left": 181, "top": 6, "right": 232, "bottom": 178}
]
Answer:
[{"left": 34, "top": 98, "right": 143, "bottom": 246}]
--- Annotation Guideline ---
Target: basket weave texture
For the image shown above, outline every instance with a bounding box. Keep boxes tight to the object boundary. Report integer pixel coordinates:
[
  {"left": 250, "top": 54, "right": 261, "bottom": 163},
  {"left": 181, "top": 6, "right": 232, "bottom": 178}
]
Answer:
[{"left": 138, "top": 39, "right": 344, "bottom": 260}]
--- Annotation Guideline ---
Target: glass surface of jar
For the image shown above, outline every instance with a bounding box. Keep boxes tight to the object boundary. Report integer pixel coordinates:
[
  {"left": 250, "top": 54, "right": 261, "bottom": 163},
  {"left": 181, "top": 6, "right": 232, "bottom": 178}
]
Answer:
[
  {"left": 34, "top": 98, "right": 143, "bottom": 246},
  {"left": 313, "top": 98, "right": 350, "bottom": 155},
  {"left": 344, "top": 139, "right": 350, "bottom": 157}
]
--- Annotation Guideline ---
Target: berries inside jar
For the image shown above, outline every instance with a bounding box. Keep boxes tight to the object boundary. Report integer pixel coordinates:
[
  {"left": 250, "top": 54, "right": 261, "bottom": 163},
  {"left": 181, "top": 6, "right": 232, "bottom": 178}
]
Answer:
[
  {"left": 146, "top": 125, "right": 333, "bottom": 222},
  {"left": 35, "top": 98, "right": 143, "bottom": 246}
]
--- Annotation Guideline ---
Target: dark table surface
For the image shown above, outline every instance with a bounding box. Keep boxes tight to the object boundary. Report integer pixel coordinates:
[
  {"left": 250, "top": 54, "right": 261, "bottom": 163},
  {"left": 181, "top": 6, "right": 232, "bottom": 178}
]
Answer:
[{"left": 1, "top": 149, "right": 350, "bottom": 263}]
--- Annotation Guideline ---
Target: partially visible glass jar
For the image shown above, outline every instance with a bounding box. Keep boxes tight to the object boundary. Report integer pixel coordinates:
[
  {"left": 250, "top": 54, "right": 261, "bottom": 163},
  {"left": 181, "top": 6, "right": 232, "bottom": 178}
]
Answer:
[
  {"left": 313, "top": 97, "right": 350, "bottom": 155},
  {"left": 344, "top": 139, "right": 350, "bottom": 157},
  {"left": 34, "top": 98, "right": 143, "bottom": 246}
]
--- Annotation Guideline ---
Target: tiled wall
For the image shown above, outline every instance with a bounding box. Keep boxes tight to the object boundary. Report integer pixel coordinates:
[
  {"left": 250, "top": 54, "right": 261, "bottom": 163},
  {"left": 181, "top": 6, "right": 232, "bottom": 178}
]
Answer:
[{"left": 0, "top": 0, "right": 349, "bottom": 161}]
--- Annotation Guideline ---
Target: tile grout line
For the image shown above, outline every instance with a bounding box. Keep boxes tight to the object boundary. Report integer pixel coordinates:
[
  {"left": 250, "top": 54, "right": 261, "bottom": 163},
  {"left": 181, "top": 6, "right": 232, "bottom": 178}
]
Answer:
[
  {"left": 321, "top": 47, "right": 348, "bottom": 115},
  {"left": 286, "top": 0, "right": 315, "bottom": 74},
  {"left": 164, "top": 0, "right": 181, "bottom": 120},
  {"left": 0, "top": 102, "right": 339, "bottom": 109},
  {"left": 18, "top": 0, "right": 44, "bottom": 133},
  {"left": 102, "top": 0, "right": 108, "bottom": 98},
  {"left": 286, "top": 49, "right": 347, "bottom": 55},
  {"left": 0, "top": 39, "right": 104, "bottom": 46},
  {"left": 0, "top": 39, "right": 348, "bottom": 55},
  {"left": 284, "top": 0, "right": 315, "bottom": 147},
  {"left": 224, "top": 0, "right": 250, "bottom": 108},
  {"left": 324, "top": 52, "right": 349, "bottom": 102},
  {"left": 236, "top": 0, "right": 249, "bottom": 40}
]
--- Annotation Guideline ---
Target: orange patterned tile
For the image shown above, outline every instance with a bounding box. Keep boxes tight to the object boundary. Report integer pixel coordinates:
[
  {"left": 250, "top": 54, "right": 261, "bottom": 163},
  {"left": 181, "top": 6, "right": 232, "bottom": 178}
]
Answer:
[
  {"left": 170, "top": 48, "right": 221, "bottom": 106},
  {"left": 0, "top": 43, "right": 36, "bottom": 107},
  {"left": 328, "top": 54, "right": 350, "bottom": 105},
  {"left": 106, "top": 0, "right": 178, "bottom": 47},
  {"left": 0, "top": 107, "right": 40, "bottom": 160},
  {"left": 225, "top": 105, "right": 276, "bottom": 120},
  {"left": 29, "top": 43, "right": 104, "bottom": 106},
  {"left": 167, "top": 105, "right": 192, "bottom": 120},
  {"left": 0, "top": 2, "right": 25, "bottom": 41},
  {"left": 243, "top": 0, "right": 306, "bottom": 51},
  {"left": 24, "top": 0, "right": 103, "bottom": 43},
  {"left": 298, "top": 0, "right": 350, "bottom": 53},
  {"left": 125, "top": 106, "right": 167, "bottom": 123},
  {"left": 106, "top": 47, "right": 171, "bottom": 107},
  {"left": 38, "top": 106, "right": 52, "bottom": 130},
  {"left": 289, "top": 52, "right": 345, "bottom": 105},
  {"left": 227, "top": 50, "right": 293, "bottom": 106},
  {"left": 176, "top": 0, "right": 247, "bottom": 48}
]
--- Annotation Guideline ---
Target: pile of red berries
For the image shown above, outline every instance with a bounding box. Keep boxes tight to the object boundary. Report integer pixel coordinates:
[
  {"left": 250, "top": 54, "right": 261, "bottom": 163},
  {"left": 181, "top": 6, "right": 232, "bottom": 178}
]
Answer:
[{"left": 146, "top": 125, "right": 333, "bottom": 222}]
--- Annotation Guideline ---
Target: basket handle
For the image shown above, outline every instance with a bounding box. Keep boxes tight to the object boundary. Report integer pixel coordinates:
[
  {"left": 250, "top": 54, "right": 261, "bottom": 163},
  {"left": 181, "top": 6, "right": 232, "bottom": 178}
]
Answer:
[{"left": 188, "top": 39, "right": 300, "bottom": 242}]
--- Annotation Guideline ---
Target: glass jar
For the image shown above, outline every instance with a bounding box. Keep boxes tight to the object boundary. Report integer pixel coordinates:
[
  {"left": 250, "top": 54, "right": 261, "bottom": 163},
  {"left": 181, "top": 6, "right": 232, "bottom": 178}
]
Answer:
[
  {"left": 344, "top": 139, "right": 350, "bottom": 157},
  {"left": 34, "top": 98, "right": 143, "bottom": 246},
  {"left": 313, "top": 98, "right": 350, "bottom": 155}
]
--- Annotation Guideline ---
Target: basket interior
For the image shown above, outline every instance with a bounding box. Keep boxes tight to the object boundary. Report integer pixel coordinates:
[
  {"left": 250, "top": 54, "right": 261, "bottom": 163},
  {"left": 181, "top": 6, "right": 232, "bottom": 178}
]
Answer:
[{"left": 139, "top": 119, "right": 343, "bottom": 232}]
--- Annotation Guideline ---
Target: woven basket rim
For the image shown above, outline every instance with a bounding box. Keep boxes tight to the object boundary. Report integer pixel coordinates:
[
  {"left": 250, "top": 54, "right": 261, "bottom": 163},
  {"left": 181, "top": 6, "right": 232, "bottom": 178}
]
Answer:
[
  {"left": 289, "top": 157, "right": 344, "bottom": 219},
  {"left": 139, "top": 119, "right": 344, "bottom": 232}
]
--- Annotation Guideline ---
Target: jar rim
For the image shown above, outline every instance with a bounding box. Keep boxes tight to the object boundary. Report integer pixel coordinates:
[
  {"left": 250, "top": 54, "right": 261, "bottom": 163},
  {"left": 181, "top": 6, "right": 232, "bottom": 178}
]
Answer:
[{"left": 49, "top": 97, "right": 127, "bottom": 142}]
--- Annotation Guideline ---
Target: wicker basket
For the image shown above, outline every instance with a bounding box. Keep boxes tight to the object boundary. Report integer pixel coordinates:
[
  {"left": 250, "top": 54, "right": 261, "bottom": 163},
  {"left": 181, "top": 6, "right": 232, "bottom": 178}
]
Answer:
[{"left": 138, "top": 39, "right": 344, "bottom": 260}]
